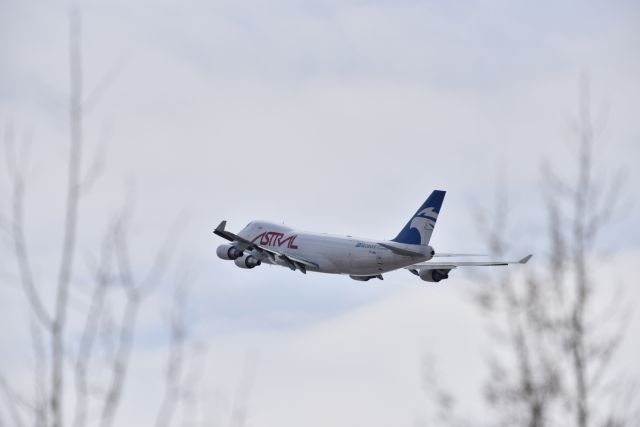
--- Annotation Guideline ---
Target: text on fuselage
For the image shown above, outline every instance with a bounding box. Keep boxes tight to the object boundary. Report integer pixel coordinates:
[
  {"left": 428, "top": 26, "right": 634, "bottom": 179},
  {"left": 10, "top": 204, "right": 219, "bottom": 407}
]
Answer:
[
  {"left": 355, "top": 242, "right": 381, "bottom": 249},
  {"left": 252, "top": 231, "right": 299, "bottom": 249}
]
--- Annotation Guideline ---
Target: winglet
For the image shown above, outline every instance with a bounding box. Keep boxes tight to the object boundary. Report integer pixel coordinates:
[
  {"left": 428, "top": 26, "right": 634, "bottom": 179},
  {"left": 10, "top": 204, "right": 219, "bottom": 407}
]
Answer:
[
  {"left": 519, "top": 254, "right": 533, "bottom": 264},
  {"left": 213, "top": 220, "right": 234, "bottom": 242}
]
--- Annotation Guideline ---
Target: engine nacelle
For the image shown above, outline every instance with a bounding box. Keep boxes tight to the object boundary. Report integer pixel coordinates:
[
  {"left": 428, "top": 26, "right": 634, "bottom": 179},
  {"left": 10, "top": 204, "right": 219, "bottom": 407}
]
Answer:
[
  {"left": 234, "top": 255, "right": 261, "bottom": 269},
  {"left": 216, "top": 244, "right": 243, "bottom": 260},
  {"left": 419, "top": 268, "right": 451, "bottom": 283}
]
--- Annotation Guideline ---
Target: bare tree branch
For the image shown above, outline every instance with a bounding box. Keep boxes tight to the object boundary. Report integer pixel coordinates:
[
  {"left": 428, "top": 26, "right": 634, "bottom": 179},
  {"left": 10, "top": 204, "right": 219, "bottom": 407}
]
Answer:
[
  {"left": 50, "top": 8, "right": 84, "bottom": 427},
  {"left": 4, "top": 127, "right": 52, "bottom": 328},
  {"left": 82, "top": 55, "right": 128, "bottom": 115},
  {"left": 155, "top": 275, "right": 190, "bottom": 427},
  {"left": 98, "top": 210, "right": 140, "bottom": 427},
  {"left": 9, "top": 168, "right": 52, "bottom": 328},
  {"left": 0, "top": 374, "right": 30, "bottom": 427},
  {"left": 179, "top": 340, "right": 207, "bottom": 427},
  {"left": 229, "top": 350, "right": 259, "bottom": 427},
  {"left": 2, "top": 8, "right": 198, "bottom": 427},
  {"left": 98, "top": 201, "right": 186, "bottom": 427},
  {"left": 29, "top": 313, "right": 48, "bottom": 427},
  {"left": 72, "top": 221, "right": 117, "bottom": 427},
  {"left": 425, "top": 77, "right": 635, "bottom": 427}
]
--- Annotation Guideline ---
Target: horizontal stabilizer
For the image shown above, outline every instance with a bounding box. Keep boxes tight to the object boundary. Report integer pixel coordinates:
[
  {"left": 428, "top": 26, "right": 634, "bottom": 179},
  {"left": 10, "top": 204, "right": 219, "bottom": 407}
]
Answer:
[
  {"left": 377, "top": 242, "right": 425, "bottom": 257},
  {"left": 433, "top": 253, "right": 488, "bottom": 257}
]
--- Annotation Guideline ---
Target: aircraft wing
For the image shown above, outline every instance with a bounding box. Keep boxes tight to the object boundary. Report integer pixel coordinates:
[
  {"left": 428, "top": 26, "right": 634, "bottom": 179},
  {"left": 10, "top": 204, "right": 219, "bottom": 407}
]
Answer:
[
  {"left": 213, "top": 221, "right": 318, "bottom": 273},
  {"left": 406, "top": 254, "right": 532, "bottom": 270}
]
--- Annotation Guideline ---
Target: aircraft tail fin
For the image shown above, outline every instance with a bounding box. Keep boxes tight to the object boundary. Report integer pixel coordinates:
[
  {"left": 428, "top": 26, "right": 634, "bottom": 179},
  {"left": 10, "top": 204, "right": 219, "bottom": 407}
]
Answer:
[{"left": 392, "top": 190, "right": 446, "bottom": 245}]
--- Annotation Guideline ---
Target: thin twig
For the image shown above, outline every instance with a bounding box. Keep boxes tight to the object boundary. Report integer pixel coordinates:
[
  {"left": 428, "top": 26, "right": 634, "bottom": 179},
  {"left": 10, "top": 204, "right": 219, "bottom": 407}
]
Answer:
[
  {"left": 50, "top": 8, "right": 84, "bottom": 427},
  {"left": 155, "top": 277, "right": 189, "bottom": 427},
  {"left": 73, "top": 222, "right": 116, "bottom": 427}
]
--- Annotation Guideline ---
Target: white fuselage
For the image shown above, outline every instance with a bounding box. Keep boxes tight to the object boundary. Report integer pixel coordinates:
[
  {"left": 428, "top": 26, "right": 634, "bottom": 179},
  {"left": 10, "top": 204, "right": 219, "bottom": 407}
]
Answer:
[{"left": 238, "top": 221, "right": 433, "bottom": 276}]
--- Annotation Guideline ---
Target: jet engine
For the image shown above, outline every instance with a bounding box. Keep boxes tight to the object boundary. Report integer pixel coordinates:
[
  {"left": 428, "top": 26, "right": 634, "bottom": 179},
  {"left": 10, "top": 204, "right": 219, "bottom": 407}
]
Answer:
[
  {"left": 419, "top": 268, "right": 451, "bottom": 283},
  {"left": 234, "top": 254, "right": 261, "bottom": 269},
  {"left": 216, "top": 244, "right": 243, "bottom": 260}
]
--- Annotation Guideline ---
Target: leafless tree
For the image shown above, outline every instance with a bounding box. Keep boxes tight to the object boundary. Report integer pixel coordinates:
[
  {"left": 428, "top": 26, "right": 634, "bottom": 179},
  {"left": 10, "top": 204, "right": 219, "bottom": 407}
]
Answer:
[
  {"left": 423, "top": 77, "right": 637, "bottom": 427},
  {"left": 0, "top": 8, "right": 199, "bottom": 427}
]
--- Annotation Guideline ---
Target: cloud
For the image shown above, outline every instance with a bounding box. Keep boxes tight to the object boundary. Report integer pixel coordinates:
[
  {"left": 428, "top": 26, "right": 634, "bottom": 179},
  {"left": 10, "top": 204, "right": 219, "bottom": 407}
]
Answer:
[{"left": 1, "top": 0, "right": 639, "bottom": 425}]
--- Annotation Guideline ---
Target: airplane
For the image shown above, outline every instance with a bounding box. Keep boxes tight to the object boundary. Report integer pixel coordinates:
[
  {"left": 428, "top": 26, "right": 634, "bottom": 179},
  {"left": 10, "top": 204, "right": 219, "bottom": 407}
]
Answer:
[{"left": 213, "top": 190, "right": 531, "bottom": 282}]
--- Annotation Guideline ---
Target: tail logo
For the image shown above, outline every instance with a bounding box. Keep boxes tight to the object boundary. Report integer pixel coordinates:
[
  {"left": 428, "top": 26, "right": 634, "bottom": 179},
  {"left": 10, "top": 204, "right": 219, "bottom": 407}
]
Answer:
[
  {"left": 392, "top": 190, "right": 445, "bottom": 246},
  {"left": 410, "top": 208, "right": 438, "bottom": 245}
]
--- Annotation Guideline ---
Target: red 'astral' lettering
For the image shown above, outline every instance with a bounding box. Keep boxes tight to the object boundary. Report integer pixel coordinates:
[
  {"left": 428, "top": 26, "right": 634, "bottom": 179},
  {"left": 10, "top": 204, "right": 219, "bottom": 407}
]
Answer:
[{"left": 251, "top": 232, "right": 298, "bottom": 249}]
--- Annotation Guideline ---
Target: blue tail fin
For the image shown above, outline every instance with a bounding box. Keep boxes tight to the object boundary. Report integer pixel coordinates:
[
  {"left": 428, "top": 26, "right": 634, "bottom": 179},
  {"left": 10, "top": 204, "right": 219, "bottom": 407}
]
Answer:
[{"left": 392, "top": 190, "right": 446, "bottom": 245}]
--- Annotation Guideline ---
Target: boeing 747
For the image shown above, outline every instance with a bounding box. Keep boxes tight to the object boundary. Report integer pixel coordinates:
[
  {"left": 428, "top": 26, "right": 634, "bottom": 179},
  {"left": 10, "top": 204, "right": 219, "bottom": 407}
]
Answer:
[{"left": 213, "top": 190, "right": 531, "bottom": 282}]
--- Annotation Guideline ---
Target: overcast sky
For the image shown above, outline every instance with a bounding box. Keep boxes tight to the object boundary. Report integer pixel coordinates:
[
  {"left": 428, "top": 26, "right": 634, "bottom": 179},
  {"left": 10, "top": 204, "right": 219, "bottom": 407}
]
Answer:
[{"left": 1, "top": 0, "right": 639, "bottom": 425}]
